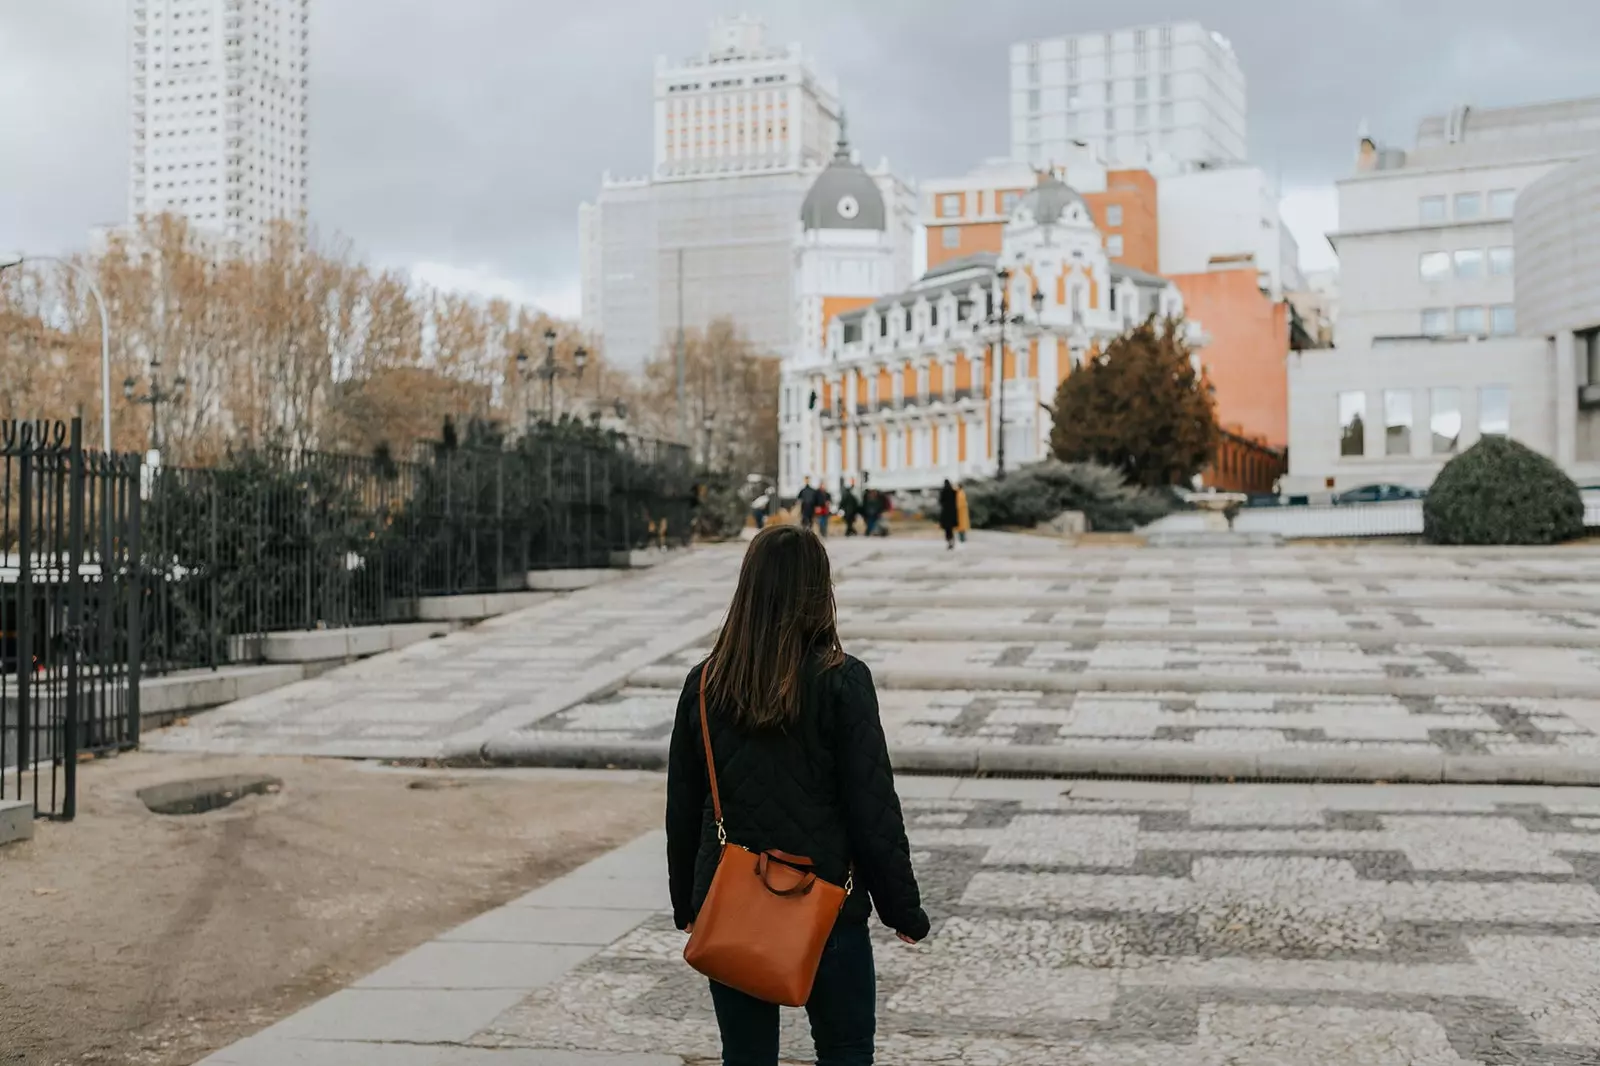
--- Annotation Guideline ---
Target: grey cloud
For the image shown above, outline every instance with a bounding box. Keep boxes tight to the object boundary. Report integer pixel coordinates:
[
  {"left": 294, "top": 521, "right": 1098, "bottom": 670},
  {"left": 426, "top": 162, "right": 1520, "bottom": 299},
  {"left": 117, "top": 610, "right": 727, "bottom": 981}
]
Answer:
[{"left": 3, "top": 0, "right": 1598, "bottom": 308}]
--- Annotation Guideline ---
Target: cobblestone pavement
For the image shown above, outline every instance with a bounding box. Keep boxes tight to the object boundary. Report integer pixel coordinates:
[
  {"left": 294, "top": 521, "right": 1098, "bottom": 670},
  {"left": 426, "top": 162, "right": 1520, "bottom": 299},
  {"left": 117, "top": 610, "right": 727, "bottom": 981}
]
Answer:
[
  {"left": 519, "top": 686, "right": 1600, "bottom": 758},
  {"left": 153, "top": 534, "right": 1600, "bottom": 776},
  {"left": 465, "top": 779, "right": 1600, "bottom": 1066},
  {"left": 841, "top": 604, "right": 1600, "bottom": 636}
]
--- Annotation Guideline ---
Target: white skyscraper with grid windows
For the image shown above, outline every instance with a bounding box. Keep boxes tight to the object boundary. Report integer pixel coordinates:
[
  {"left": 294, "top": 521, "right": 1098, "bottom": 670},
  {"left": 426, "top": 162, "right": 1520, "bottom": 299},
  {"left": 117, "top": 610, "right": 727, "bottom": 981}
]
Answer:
[
  {"left": 128, "top": 0, "right": 309, "bottom": 246},
  {"left": 1010, "top": 21, "right": 1246, "bottom": 172}
]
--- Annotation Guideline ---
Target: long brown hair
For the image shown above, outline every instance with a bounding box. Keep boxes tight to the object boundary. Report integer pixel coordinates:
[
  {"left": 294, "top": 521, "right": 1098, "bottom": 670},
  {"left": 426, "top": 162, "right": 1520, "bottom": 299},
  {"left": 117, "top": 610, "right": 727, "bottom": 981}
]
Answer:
[{"left": 704, "top": 524, "right": 844, "bottom": 729}]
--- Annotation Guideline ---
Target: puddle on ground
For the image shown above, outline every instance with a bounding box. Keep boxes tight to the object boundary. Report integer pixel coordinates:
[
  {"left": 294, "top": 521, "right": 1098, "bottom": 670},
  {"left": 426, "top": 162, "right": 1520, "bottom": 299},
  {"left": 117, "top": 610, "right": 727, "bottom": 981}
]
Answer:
[{"left": 137, "top": 775, "right": 282, "bottom": 816}]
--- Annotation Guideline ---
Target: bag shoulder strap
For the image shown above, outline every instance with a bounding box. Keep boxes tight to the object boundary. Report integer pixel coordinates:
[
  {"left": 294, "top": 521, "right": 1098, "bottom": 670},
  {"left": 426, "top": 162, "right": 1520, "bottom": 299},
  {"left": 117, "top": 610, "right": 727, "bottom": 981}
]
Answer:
[{"left": 697, "top": 665, "right": 725, "bottom": 839}]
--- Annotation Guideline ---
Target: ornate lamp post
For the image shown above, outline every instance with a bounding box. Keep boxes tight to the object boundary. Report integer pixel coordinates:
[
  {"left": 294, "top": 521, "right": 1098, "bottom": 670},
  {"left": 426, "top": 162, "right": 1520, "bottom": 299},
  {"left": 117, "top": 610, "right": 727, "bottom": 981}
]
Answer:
[
  {"left": 122, "top": 353, "right": 187, "bottom": 453},
  {"left": 978, "top": 267, "right": 1046, "bottom": 480},
  {"left": 515, "top": 328, "right": 587, "bottom": 427}
]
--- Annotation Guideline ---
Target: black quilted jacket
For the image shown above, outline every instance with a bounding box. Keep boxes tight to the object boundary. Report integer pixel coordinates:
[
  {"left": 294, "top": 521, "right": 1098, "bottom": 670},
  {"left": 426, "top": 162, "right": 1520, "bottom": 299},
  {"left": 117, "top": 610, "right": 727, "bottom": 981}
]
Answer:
[{"left": 665, "top": 655, "right": 930, "bottom": 941}]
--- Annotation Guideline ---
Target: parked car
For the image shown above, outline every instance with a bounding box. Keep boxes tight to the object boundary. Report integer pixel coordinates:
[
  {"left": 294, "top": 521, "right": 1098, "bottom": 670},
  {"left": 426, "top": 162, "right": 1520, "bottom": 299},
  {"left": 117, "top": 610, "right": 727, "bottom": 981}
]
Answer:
[{"left": 1331, "top": 483, "right": 1424, "bottom": 505}]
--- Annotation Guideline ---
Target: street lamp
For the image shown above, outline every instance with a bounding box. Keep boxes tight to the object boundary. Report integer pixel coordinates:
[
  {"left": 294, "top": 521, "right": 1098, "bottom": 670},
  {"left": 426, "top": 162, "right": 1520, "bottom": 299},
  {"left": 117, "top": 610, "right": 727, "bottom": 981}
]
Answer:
[
  {"left": 975, "top": 268, "right": 1045, "bottom": 480},
  {"left": 122, "top": 353, "right": 187, "bottom": 452},
  {"left": 515, "top": 328, "right": 587, "bottom": 427},
  {"left": 0, "top": 253, "right": 113, "bottom": 453}
]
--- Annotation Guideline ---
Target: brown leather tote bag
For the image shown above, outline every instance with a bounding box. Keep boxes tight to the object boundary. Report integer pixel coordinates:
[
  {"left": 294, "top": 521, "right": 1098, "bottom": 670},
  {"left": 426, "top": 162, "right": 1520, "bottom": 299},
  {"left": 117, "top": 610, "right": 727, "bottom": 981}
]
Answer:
[{"left": 682, "top": 667, "right": 849, "bottom": 1007}]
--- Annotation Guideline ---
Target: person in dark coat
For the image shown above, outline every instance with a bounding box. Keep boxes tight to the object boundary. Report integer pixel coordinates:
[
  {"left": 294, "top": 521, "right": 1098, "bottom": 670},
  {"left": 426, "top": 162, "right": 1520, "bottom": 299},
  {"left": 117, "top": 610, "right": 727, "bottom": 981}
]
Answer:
[
  {"left": 861, "top": 488, "right": 883, "bottom": 536},
  {"left": 667, "top": 525, "right": 928, "bottom": 1064},
  {"left": 840, "top": 480, "right": 861, "bottom": 536},
  {"left": 937, "top": 479, "right": 959, "bottom": 550},
  {"left": 796, "top": 477, "right": 816, "bottom": 531},
  {"left": 813, "top": 484, "right": 833, "bottom": 538}
]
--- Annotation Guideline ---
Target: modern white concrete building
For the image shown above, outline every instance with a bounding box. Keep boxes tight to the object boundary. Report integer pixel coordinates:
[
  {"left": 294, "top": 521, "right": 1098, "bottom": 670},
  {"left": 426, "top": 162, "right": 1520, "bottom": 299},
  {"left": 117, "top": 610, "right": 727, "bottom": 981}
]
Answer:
[
  {"left": 579, "top": 18, "right": 915, "bottom": 370},
  {"left": 128, "top": 0, "right": 310, "bottom": 247},
  {"left": 1516, "top": 151, "right": 1600, "bottom": 474},
  {"left": 1009, "top": 21, "right": 1246, "bottom": 171},
  {"left": 1286, "top": 97, "right": 1600, "bottom": 495},
  {"left": 1157, "top": 165, "right": 1303, "bottom": 299}
]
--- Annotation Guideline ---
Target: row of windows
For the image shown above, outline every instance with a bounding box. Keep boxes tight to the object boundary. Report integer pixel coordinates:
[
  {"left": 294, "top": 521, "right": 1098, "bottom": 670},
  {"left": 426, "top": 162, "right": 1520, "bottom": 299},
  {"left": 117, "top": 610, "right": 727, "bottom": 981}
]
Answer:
[
  {"left": 1421, "top": 305, "right": 1515, "bottom": 337},
  {"left": 1024, "top": 43, "right": 1174, "bottom": 84},
  {"left": 1418, "top": 189, "right": 1516, "bottom": 224},
  {"left": 1025, "top": 73, "right": 1176, "bottom": 113},
  {"left": 1338, "top": 387, "right": 1509, "bottom": 458},
  {"left": 1418, "top": 246, "right": 1513, "bottom": 282}
]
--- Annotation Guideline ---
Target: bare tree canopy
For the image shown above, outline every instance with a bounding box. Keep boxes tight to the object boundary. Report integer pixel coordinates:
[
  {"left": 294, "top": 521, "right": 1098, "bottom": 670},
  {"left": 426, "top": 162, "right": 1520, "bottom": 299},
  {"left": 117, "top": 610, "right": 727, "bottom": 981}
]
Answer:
[
  {"left": 0, "top": 214, "right": 619, "bottom": 462},
  {"left": 633, "top": 317, "right": 779, "bottom": 479}
]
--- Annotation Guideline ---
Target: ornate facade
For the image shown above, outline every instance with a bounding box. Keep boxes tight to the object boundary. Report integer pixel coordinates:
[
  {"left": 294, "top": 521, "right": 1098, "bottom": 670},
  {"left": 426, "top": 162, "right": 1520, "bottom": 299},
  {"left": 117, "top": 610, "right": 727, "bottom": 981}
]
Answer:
[{"left": 780, "top": 168, "right": 1202, "bottom": 498}]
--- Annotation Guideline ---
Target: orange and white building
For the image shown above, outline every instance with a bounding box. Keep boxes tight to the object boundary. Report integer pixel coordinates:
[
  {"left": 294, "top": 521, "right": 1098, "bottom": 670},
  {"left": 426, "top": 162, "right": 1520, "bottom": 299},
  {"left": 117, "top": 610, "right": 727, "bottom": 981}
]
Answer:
[
  {"left": 780, "top": 159, "right": 1199, "bottom": 498},
  {"left": 922, "top": 152, "right": 1161, "bottom": 275}
]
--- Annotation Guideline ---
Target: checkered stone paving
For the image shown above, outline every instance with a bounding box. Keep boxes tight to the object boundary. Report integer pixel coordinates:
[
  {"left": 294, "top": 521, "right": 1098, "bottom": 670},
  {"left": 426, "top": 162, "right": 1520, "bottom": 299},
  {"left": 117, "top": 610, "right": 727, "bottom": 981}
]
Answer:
[
  {"left": 842, "top": 603, "right": 1600, "bottom": 636},
  {"left": 838, "top": 575, "right": 1600, "bottom": 606},
  {"left": 474, "top": 787, "right": 1600, "bottom": 1065},
  {"left": 522, "top": 686, "right": 1600, "bottom": 757}
]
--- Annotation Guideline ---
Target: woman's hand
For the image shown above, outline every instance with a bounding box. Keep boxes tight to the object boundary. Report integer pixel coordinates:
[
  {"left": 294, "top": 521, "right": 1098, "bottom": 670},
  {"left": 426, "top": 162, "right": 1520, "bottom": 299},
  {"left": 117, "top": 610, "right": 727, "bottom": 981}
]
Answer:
[
  {"left": 685, "top": 923, "right": 694, "bottom": 935},
  {"left": 896, "top": 933, "right": 919, "bottom": 945}
]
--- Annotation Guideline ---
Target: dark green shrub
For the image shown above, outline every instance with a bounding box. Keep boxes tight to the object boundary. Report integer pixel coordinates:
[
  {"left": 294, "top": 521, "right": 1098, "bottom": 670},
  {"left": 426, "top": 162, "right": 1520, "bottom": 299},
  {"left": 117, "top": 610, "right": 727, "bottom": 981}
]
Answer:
[
  {"left": 1423, "top": 436, "right": 1585, "bottom": 545},
  {"left": 964, "top": 460, "right": 1176, "bottom": 532}
]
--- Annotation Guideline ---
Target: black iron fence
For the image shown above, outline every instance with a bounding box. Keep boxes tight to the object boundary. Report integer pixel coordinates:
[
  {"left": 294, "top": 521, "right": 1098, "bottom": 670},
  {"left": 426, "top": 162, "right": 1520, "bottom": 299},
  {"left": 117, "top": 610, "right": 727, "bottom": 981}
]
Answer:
[
  {"left": 2, "top": 416, "right": 691, "bottom": 820},
  {"left": 2, "top": 419, "right": 141, "bottom": 821},
  {"left": 139, "top": 428, "right": 694, "bottom": 674}
]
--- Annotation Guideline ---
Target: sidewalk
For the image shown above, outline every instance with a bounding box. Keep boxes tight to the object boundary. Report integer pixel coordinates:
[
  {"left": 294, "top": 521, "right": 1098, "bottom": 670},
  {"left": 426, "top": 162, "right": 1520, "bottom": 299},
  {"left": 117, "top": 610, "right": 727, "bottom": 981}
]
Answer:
[{"left": 195, "top": 773, "right": 1600, "bottom": 1065}]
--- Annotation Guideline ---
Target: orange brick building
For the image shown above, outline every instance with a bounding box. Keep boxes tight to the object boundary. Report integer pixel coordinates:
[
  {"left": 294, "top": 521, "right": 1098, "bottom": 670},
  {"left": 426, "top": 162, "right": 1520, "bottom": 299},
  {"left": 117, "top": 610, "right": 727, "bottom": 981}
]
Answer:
[{"left": 923, "top": 159, "right": 1159, "bottom": 275}]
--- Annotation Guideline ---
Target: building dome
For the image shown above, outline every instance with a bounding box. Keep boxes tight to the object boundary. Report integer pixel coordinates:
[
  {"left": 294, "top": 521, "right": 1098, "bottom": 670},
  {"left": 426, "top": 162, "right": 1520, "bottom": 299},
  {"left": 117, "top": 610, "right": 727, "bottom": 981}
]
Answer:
[
  {"left": 1010, "top": 174, "right": 1089, "bottom": 226},
  {"left": 800, "top": 119, "right": 886, "bottom": 232}
]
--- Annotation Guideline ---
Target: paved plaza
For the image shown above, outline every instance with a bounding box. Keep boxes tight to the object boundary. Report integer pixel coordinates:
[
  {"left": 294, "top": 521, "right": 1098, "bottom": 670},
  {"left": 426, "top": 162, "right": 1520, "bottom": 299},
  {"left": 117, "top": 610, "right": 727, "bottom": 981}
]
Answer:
[
  {"left": 161, "top": 532, "right": 1600, "bottom": 1063},
  {"left": 201, "top": 776, "right": 1600, "bottom": 1065},
  {"left": 154, "top": 533, "right": 1600, "bottom": 782}
]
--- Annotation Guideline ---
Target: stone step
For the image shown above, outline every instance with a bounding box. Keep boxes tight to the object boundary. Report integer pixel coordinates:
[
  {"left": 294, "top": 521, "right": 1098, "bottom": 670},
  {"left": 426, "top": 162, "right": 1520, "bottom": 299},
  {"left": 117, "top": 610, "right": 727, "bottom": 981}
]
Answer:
[
  {"left": 837, "top": 589, "right": 1600, "bottom": 612},
  {"left": 835, "top": 622, "right": 1600, "bottom": 649},
  {"left": 471, "top": 735, "right": 1600, "bottom": 786},
  {"left": 624, "top": 662, "right": 1600, "bottom": 699}
]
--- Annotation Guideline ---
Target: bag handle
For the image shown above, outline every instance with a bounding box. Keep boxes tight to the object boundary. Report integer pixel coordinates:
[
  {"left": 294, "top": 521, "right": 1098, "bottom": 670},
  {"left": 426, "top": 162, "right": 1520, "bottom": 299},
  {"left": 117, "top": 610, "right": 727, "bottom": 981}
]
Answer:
[{"left": 698, "top": 665, "right": 726, "bottom": 845}]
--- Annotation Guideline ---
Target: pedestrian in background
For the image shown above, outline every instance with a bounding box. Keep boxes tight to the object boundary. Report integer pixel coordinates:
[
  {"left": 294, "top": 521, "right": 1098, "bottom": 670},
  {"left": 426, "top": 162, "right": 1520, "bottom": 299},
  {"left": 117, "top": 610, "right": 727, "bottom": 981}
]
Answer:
[
  {"left": 840, "top": 480, "right": 861, "bottom": 537},
  {"left": 666, "top": 525, "right": 929, "bottom": 1065},
  {"left": 814, "top": 483, "right": 833, "bottom": 538},
  {"left": 797, "top": 477, "right": 816, "bottom": 532},
  {"left": 861, "top": 488, "right": 882, "bottom": 537},
  {"left": 938, "top": 480, "right": 959, "bottom": 551},
  {"left": 954, "top": 482, "right": 971, "bottom": 545},
  {"left": 750, "top": 487, "right": 771, "bottom": 530}
]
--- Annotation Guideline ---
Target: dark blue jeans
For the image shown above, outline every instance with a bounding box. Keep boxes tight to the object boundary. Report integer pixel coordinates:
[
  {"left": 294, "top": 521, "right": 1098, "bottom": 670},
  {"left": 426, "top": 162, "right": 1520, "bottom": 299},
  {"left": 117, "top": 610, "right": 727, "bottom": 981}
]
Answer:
[{"left": 708, "top": 922, "right": 875, "bottom": 1066}]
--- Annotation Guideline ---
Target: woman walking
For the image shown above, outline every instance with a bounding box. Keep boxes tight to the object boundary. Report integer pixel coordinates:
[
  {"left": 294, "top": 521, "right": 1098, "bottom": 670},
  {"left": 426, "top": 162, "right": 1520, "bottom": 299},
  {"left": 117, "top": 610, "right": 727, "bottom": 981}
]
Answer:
[
  {"left": 667, "top": 525, "right": 929, "bottom": 1065},
  {"left": 954, "top": 482, "right": 971, "bottom": 545},
  {"left": 937, "top": 479, "right": 959, "bottom": 550}
]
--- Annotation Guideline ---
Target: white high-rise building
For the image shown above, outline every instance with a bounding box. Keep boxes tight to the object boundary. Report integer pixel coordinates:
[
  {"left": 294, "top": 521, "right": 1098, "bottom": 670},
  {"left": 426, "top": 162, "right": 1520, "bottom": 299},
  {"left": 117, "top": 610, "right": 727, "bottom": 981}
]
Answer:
[
  {"left": 1009, "top": 21, "right": 1246, "bottom": 172},
  {"left": 581, "top": 17, "right": 915, "bottom": 369},
  {"left": 128, "top": 0, "right": 310, "bottom": 246},
  {"left": 653, "top": 12, "right": 838, "bottom": 181}
]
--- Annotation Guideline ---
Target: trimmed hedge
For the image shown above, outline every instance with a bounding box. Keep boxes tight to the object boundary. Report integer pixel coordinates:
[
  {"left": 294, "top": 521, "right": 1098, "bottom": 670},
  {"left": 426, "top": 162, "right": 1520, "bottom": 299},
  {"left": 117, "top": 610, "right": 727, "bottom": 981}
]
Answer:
[
  {"left": 963, "top": 460, "right": 1176, "bottom": 532},
  {"left": 1423, "top": 436, "right": 1585, "bottom": 545}
]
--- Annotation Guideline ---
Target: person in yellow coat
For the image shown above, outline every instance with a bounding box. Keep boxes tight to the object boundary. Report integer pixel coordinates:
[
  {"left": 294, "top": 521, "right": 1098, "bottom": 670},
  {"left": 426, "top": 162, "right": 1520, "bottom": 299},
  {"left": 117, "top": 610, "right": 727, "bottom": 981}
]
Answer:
[{"left": 954, "top": 482, "right": 971, "bottom": 545}]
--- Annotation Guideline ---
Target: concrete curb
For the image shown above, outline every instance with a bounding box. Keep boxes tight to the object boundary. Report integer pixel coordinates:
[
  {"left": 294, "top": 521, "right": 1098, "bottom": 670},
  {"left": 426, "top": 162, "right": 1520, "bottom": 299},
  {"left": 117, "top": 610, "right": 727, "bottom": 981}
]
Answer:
[
  {"left": 140, "top": 664, "right": 308, "bottom": 724},
  {"left": 470, "top": 737, "right": 1600, "bottom": 785},
  {"left": 0, "top": 799, "right": 33, "bottom": 847},
  {"left": 837, "top": 591, "right": 1600, "bottom": 612},
  {"left": 835, "top": 622, "right": 1600, "bottom": 649},
  {"left": 260, "top": 622, "right": 453, "bottom": 663},
  {"left": 622, "top": 663, "right": 1600, "bottom": 699}
]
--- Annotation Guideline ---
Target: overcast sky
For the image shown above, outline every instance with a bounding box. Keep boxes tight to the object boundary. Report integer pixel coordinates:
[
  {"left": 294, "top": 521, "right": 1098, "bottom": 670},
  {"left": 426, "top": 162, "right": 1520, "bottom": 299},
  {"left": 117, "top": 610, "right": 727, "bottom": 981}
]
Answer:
[{"left": 4, "top": 0, "right": 1598, "bottom": 318}]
